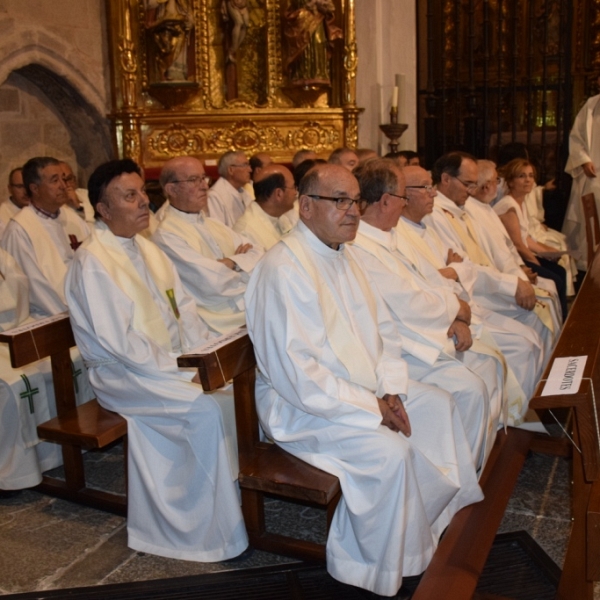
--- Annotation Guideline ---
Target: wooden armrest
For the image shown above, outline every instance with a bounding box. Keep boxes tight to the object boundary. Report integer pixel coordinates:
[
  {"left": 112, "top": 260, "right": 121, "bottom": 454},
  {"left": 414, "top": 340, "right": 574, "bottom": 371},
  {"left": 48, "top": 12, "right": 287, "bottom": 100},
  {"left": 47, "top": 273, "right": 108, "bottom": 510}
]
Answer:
[
  {"left": 0, "top": 313, "right": 75, "bottom": 368},
  {"left": 178, "top": 331, "right": 256, "bottom": 391}
]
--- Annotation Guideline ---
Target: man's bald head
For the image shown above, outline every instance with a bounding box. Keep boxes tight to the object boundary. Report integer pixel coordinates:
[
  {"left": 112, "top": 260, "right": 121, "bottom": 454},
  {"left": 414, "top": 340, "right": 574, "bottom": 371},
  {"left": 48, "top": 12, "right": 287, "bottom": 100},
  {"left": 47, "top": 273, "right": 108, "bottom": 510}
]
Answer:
[
  {"left": 403, "top": 166, "right": 436, "bottom": 224},
  {"left": 298, "top": 164, "right": 361, "bottom": 249},
  {"left": 160, "top": 156, "right": 210, "bottom": 213}
]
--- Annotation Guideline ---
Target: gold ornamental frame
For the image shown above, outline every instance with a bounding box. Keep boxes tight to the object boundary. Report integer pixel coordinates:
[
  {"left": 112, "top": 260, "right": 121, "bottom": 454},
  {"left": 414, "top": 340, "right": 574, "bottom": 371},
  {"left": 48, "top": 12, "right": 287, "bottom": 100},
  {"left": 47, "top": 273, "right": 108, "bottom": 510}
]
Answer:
[{"left": 106, "top": 0, "right": 360, "bottom": 168}]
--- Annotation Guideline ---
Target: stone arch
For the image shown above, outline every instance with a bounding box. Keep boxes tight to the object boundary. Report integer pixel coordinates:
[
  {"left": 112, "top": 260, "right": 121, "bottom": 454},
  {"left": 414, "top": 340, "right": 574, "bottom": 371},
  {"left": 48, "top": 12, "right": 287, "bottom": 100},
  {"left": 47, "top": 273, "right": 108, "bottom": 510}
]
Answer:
[{"left": 0, "top": 29, "right": 113, "bottom": 183}]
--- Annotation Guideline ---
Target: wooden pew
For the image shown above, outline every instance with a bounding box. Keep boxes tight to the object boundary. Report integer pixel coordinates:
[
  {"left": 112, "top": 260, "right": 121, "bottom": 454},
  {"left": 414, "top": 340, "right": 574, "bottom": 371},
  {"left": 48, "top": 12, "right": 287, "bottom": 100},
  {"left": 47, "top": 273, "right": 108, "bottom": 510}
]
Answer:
[
  {"left": 180, "top": 331, "right": 533, "bottom": 596},
  {"left": 528, "top": 245, "right": 600, "bottom": 600},
  {"left": 0, "top": 314, "right": 127, "bottom": 515}
]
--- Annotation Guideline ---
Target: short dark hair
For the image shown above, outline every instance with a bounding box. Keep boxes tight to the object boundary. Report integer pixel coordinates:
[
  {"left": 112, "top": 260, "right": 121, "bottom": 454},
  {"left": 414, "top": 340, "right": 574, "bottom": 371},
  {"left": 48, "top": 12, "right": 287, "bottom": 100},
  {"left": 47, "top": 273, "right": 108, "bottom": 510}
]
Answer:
[
  {"left": 398, "top": 150, "right": 419, "bottom": 162},
  {"left": 328, "top": 147, "right": 355, "bottom": 165},
  {"left": 431, "top": 151, "right": 477, "bottom": 184},
  {"left": 249, "top": 154, "right": 265, "bottom": 177},
  {"left": 22, "top": 157, "right": 61, "bottom": 197},
  {"left": 294, "top": 158, "right": 326, "bottom": 188},
  {"left": 88, "top": 159, "right": 142, "bottom": 219},
  {"left": 253, "top": 172, "right": 286, "bottom": 203},
  {"left": 354, "top": 159, "right": 399, "bottom": 206}
]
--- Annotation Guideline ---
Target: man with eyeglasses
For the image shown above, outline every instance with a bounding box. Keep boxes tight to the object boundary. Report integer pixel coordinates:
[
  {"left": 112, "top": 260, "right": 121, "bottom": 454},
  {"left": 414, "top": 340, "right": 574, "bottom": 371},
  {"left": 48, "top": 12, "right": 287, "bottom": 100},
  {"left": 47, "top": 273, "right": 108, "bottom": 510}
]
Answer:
[
  {"left": 207, "top": 150, "right": 253, "bottom": 226},
  {"left": 233, "top": 163, "right": 298, "bottom": 250},
  {"left": 352, "top": 159, "right": 507, "bottom": 466},
  {"left": 245, "top": 163, "right": 482, "bottom": 598},
  {"left": 153, "top": 156, "right": 263, "bottom": 334},
  {"left": 394, "top": 165, "right": 546, "bottom": 425},
  {"left": 65, "top": 158, "right": 248, "bottom": 564},
  {"left": 425, "top": 153, "right": 559, "bottom": 362},
  {"left": 59, "top": 161, "right": 96, "bottom": 224}
]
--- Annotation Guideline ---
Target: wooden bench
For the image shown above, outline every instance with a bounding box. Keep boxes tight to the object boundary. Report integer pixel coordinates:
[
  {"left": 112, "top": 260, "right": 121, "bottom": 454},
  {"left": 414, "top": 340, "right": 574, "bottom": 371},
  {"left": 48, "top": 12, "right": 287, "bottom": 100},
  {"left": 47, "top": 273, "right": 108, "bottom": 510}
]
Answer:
[
  {"left": 180, "top": 331, "right": 533, "bottom": 596},
  {"left": 528, "top": 244, "right": 600, "bottom": 600},
  {"left": 0, "top": 314, "right": 127, "bottom": 515}
]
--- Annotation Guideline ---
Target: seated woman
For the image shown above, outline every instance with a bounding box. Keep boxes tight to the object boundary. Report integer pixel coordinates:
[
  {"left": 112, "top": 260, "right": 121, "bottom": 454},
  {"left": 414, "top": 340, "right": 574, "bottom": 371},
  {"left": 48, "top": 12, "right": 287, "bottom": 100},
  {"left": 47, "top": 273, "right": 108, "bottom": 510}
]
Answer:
[{"left": 494, "top": 159, "right": 568, "bottom": 319}]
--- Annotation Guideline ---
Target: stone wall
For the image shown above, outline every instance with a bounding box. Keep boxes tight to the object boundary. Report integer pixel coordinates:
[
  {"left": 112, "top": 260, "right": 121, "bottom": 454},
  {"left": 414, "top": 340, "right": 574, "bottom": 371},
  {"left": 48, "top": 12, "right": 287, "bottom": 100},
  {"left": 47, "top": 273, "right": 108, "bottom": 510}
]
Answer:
[{"left": 0, "top": 0, "right": 112, "bottom": 190}]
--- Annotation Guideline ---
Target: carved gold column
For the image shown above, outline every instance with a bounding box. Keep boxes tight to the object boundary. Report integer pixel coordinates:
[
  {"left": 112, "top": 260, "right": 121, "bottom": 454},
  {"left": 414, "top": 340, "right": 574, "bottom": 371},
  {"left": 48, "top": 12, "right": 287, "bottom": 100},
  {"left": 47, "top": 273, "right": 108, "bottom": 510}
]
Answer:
[
  {"left": 342, "top": 0, "right": 361, "bottom": 147},
  {"left": 114, "top": 0, "right": 142, "bottom": 162}
]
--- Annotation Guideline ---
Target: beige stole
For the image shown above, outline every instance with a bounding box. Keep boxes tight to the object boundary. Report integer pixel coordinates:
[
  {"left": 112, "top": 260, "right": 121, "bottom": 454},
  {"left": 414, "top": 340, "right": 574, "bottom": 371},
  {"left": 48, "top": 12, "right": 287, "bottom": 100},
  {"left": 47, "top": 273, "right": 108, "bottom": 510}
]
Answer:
[
  {"left": 442, "top": 209, "right": 493, "bottom": 267},
  {"left": 396, "top": 218, "right": 447, "bottom": 270},
  {"left": 14, "top": 208, "right": 68, "bottom": 303},
  {"left": 84, "top": 227, "right": 179, "bottom": 352},
  {"left": 247, "top": 202, "right": 286, "bottom": 250},
  {"left": 159, "top": 210, "right": 245, "bottom": 334},
  {"left": 159, "top": 210, "right": 236, "bottom": 258},
  {"left": 283, "top": 235, "right": 378, "bottom": 392}
]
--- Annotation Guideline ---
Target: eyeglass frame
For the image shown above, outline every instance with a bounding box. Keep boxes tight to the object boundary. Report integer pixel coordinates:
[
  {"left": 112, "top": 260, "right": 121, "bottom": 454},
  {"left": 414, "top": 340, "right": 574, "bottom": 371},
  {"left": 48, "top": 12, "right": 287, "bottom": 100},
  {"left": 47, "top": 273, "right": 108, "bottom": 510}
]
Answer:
[
  {"left": 169, "top": 175, "right": 211, "bottom": 186},
  {"left": 387, "top": 192, "right": 410, "bottom": 201},
  {"left": 453, "top": 176, "right": 478, "bottom": 191},
  {"left": 306, "top": 194, "right": 368, "bottom": 211},
  {"left": 405, "top": 184, "right": 435, "bottom": 193}
]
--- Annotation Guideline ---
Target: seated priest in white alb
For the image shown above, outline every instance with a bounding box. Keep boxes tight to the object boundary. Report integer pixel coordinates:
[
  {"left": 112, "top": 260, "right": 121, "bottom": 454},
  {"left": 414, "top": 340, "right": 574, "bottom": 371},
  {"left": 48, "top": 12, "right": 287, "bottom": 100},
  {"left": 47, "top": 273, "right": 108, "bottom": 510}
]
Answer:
[
  {"left": 2, "top": 157, "right": 90, "bottom": 318},
  {"left": 0, "top": 247, "right": 93, "bottom": 491},
  {"left": 153, "top": 156, "right": 263, "bottom": 334},
  {"left": 233, "top": 164, "right": 298, "bottom": 250},
  {"left": 60, "top": 161, "right": 95, "bottom": 224},
  {"left": 423, "top": 152, "right": 559, "bottom": 358},
  {"left": 207, "top": 150, "right": 253, "bottom": 226},
  {"left": 0, "top": 168, "right": 29, "bottom": 237},
  {"left": 245, "top": 163, "right": 483, "bottom": 598},
  {"left": 65, "top": 159, "right": 248, "bottom": 562},
  {"left": 352, "top": 159, "right": 506, "bottom": 466}
]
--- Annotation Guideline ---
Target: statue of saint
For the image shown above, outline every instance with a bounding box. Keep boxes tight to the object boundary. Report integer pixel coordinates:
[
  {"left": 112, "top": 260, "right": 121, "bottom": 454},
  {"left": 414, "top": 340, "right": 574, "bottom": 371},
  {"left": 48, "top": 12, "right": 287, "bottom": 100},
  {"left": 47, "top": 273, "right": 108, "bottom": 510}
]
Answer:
[
  {"left": 283, "top": 0, "right": 343, "bottom": 87},
  {"left": 146, "top": 0, "right": 194, "bottom": 83},
  {"left": 221, "top": 0, "right": 250, "bottom": 64}
]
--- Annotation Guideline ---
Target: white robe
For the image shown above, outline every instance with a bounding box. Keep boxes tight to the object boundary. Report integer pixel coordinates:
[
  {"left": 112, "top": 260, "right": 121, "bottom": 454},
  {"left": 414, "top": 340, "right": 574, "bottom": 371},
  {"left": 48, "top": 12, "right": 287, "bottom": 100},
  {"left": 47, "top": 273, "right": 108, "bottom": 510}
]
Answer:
[
  {"left": 152, "top": 205, "right": 263, "bottom": 334},
  {"left": 352, "top": 221, "right": 501, "bottom": 467},
  {"left": 394, "top": 217, "right": 545, "bottom": 410},
  {"left": 0, "top": 248, "right": 93, "bottom": 489},
  {"left": 65, "top": 225, "right": 248, "bottom": 562},
  {"left": 564, "top": 94, "right": 600, "bottom": 269},
  {"left": 207, "top": 177, "right": 253, "bottom": 227},
  {"left": 245, "top": 220, "right": 483, "bottom": 596},
  {"left": 233, "top": 201, "right": 297, "bottom": 250},
  {"left": 427, "top": 193, "right": 559, "bottom": 356},
  {"left": 1, "top": 205, "right": 90, "bottom": 317}
]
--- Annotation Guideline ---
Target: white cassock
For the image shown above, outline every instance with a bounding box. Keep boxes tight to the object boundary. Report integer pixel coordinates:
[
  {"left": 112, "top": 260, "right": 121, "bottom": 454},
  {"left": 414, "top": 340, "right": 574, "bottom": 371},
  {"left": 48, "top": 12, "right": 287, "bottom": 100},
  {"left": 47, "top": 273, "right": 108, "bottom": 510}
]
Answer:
[
  {"left": 65, "top": 223, "right": 248, "bottom": 561},
  {"left": 426, "top": 192, "right": 559, "bottom": 356},
  {"left": 394, "top": 217, "right": 544, "bottom": 426},
  {"left": 208, "top": 177, "right": 253, "bottom": 227},
  {"left": 0, "top": 248, "right": 93, "bottom": 489},
  {"left": 352, "top": 220, "right": 501, "bottom": 467},
  {"left": 245, "top": 220, "right": 483, "bottom": 597},
  {"left": 1, "top": 205, "right": 90, "bottom": 317},
  {"left": 564, "top": 94, "right": 600, "bottom": 269},
  {"left": 233, "top": 201, "right": 298, "bottom": 250},
  {"left": 152, "top": 205, "right": 264, "bottom": 334},
  {"left": 523, "top": 187, "right": 576, "bottom": 294},
  {"left": 0, "top": 199, "right": 20, "bottom": 238},
  {"left": 74, "top": 188, "right": 96, "bottom": 224}
]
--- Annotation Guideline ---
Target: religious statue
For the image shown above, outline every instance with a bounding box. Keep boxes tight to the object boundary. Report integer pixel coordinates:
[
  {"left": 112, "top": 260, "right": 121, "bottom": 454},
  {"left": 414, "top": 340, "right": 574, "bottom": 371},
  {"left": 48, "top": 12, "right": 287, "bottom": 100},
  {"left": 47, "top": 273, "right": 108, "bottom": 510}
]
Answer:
[
  {"left": 283, "top": 0, "right": 343, "bottom": 88},
  {"left": 221, "top": 0, "right": 250, "bottom": 64},
  {"left": 145, "top": 0, "right": 194, "bottom": 83}
]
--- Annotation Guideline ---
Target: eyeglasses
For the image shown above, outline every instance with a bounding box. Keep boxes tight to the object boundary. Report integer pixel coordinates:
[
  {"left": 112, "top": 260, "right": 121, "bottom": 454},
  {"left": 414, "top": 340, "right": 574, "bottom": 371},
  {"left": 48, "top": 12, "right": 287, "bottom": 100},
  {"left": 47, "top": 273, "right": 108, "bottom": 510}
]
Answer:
[
  {"left": 405, "top": 185, "right": 434, "bottom": 193},
  {"left": 170, "top": 175, "right": 211, "bottom": 186},
  {"left": 307, "top": 194, "right": 368, "bottom": 211},
  {"left": 454, "top": 177, "right": 478, "bottom": 191},
  {"left": 231, "top": 162, "right": 250, "bottom": 168},
  {"left": 388, "top": 192, "right": 410, "bottom": 201},
  {"left": 9, "top": 183, "right": 25, "bottom": 189}
]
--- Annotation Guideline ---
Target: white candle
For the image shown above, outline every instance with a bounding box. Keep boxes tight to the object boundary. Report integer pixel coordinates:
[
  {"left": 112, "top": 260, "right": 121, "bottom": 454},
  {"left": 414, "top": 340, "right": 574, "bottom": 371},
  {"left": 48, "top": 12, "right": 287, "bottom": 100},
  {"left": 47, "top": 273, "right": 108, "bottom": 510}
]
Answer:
[
  {"left": 396, "top": 74, "right": 406, "bottom": 122},
  {"left": 392, "top": 86, "right": 398, "bottom": 109}
]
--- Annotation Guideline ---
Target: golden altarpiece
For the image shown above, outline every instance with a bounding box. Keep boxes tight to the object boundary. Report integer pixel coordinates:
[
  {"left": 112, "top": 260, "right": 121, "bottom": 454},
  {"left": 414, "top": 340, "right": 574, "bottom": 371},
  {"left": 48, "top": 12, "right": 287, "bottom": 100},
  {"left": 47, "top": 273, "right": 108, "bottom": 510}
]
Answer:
[{"left": 105, "top": 0, "right": 360, "bottom": 168}]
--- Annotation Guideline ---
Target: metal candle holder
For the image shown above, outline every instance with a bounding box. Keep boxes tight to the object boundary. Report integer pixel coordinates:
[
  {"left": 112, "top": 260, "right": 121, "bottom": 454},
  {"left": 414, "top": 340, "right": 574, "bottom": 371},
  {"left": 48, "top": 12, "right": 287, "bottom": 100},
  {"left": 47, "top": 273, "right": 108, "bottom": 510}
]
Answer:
[{"left": 379, "top": 107, "right": 408, "bottom": 154}]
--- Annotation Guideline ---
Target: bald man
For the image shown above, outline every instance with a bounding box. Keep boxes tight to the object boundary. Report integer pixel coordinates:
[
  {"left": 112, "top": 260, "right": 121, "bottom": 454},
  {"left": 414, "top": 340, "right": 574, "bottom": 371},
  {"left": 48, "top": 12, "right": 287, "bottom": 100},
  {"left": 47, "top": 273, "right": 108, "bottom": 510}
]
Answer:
[
  {"left": 233, "top": 163, "right": 298, "bottom": 250},
  {"left": 152, "top": 156, "right": 263, "bottom": 334}
]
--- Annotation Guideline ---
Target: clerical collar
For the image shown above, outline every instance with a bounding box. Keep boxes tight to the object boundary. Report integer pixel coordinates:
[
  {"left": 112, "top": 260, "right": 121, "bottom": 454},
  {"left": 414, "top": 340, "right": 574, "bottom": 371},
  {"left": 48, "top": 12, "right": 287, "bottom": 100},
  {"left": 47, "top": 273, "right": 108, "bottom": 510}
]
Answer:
[
  {"left": 171, "top": 204, "right": 203, "bottom": 217},
  {"left": 32, "top": 203, "right": 60, "bottom": 220},
  {"left": 400, "top": 216, "right": 426, "bottom": 230}
]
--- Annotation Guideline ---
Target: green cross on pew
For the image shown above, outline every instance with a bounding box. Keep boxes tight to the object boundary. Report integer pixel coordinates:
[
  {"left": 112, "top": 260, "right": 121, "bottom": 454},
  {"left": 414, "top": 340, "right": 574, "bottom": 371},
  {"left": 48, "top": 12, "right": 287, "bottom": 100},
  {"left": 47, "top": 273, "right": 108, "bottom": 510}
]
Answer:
[{"left": 20, "top": 374, "right": 39, "bottom": 414}]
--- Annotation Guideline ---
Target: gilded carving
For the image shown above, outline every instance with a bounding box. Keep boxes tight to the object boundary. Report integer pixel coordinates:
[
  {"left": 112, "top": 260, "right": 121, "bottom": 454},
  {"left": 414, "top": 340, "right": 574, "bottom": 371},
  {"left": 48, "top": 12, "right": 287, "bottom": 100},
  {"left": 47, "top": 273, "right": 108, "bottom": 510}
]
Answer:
[
  {"left": 108, "top": 0, "right": 359, "bottom": 165},
  {"left": 148, "top": 123, "right": 206, "bottom": 156}
]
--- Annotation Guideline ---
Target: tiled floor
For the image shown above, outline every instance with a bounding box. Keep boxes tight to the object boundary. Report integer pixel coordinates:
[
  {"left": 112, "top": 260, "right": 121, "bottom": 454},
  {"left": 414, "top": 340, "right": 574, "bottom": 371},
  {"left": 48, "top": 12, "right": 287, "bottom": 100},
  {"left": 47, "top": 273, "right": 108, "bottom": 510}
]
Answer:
[{"left": 0, "top": 440, "right": 597, "bottom": 598}]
